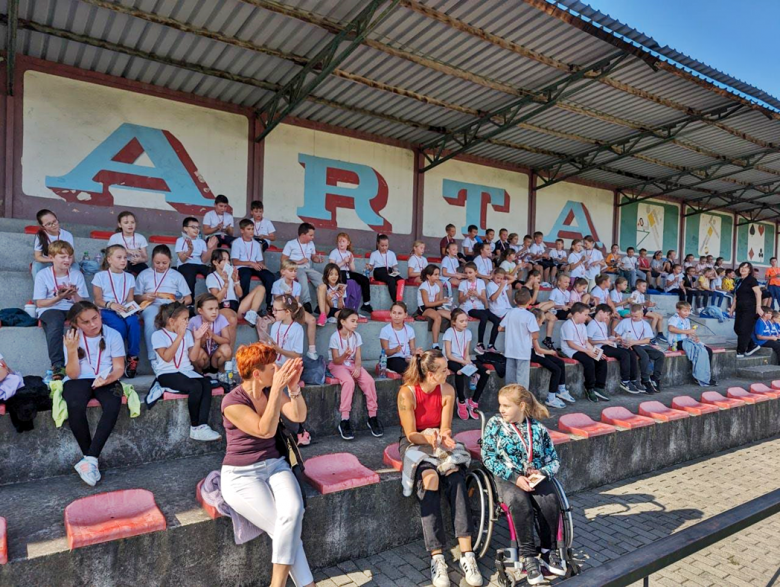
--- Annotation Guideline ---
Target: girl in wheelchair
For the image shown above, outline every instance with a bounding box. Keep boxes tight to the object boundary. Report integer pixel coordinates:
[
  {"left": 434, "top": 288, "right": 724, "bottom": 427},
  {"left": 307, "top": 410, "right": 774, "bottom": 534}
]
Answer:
[{"left": 481, "top": 385, "right": 566, "bottom": 584}]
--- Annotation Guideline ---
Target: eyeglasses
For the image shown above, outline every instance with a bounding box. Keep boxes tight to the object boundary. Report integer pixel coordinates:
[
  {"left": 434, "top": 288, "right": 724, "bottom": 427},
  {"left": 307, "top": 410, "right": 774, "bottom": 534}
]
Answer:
[
  {"left": 185, "top": 224, "right": 200, "bottom": 230},
  {"left": 42, "top": 220, "right": 59, "bottom": 228}
]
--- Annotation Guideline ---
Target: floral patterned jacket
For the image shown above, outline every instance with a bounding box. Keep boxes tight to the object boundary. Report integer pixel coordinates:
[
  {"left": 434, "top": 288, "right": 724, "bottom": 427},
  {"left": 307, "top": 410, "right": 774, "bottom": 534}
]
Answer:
[{"left": 481, "top": 415, "right": 559, "bottom": 484}]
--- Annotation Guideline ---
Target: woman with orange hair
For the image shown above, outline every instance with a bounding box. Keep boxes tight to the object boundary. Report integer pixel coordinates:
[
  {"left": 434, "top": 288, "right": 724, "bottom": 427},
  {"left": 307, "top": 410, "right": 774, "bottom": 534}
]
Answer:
[{"left": 220, "top": 343, "right": 313, "bottom": 587}]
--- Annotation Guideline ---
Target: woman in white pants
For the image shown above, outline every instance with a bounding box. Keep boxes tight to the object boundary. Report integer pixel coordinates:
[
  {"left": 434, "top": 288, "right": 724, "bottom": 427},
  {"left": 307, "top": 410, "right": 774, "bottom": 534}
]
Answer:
[{"left": 220, "top": 343, "right": 313, "bottom": 587}]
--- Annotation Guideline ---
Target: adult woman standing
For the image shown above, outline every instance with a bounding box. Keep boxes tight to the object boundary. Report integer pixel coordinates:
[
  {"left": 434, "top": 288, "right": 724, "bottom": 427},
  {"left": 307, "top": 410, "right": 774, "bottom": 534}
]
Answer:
[
  {"left": 397, "top": 350, "right": 482, "bottom": 587},
  {"left": 220, "top": 344, "right": 313, "bottom": 587},
  {"left": 730, "top": 262, "right": 764, "bottom": 357}
]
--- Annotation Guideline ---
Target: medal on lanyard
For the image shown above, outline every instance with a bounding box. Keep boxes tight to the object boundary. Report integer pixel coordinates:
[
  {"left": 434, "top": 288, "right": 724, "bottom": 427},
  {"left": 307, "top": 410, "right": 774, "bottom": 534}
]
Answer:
[
  {"left": 152, "top": 269, "right": 169, "bottom": 295},
  {"left": 512, "top": 420, "right": 534, "bottom": 471},
  {"left": 394, "top": 326, "right": 407, "bottom": 356},
  {"left": 162, "top": 330, "right": 185, "bottom": 368},
  {"left": 275, "top": 322, "right": 294, "bottom": 362},
  {"left": 244, "top": 239, "right": 254, "bottom": 262},
  {"left": 340, "top": 333, "right": 354, "bottom": 363},
  {"left": 108, "top": 272, "right": 126, "bottom": 305},
  {"left": 83, "top": 335, "right": 104, "bottom": 376}
]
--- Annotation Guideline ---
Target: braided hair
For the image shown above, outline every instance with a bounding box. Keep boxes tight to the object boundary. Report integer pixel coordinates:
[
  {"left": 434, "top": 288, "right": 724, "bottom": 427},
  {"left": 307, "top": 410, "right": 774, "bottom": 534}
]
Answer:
[{"left": 66, "top": 301, "right": 106, "bottom": 359}]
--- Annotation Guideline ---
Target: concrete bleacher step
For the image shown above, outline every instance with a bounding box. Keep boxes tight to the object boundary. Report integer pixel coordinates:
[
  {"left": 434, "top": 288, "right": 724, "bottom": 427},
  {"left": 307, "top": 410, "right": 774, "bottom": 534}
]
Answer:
[{"left": 735, "top": 363, "right": 780, "bottom": 380}]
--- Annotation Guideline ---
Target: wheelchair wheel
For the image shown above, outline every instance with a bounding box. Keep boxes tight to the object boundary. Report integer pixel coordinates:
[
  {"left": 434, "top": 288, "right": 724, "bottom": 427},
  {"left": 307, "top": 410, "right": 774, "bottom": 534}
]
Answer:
[
  {"left": 466, "top": 468, "right": 494, "bottom": 559},
  {"left": 551, "top": 477, "right": 580, "bottom": 577}
]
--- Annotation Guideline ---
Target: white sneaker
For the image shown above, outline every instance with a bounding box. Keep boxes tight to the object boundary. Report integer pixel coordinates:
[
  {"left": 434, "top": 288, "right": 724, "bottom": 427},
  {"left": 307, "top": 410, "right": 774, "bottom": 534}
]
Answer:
[
  {"left": 460, "top": 552, "right": 483, "bottom": 586},
  {"left": 557, "top": 390, "right": 576, "bottom": 403},
  {"left": 430, "top": 555, "right": 450, "bottom": 587},
  {"left": 327, "top": 317, "right": 337, "bottom": 324},
  {"left": 306, "top": 350, "right": 319, "bottom": 360},
  {"left": 244, "top": 310, "right": 259, "bottom": 326},
  {"left": 545, "top": 395, "right": 566, "bottom": 409},
  {"left": 74, "top": 457, "right": 100, "bottom": 487},
  {"left": 190, "top": 425, "right": 222, "bottom": 442}
]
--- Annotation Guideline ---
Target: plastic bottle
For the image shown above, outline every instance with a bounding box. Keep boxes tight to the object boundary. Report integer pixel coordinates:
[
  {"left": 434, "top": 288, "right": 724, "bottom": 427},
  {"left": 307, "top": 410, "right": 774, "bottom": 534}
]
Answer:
[
  {"left": 94, "top": 252, "right": 102, "bottom": 266},
  {"left": 379, "top": 349, "right": 387, "bottom": 379},
  {"left": 469, "top": 374, "right": 478, "bottom": 391},
  {"left": 43, "top": 369, "right": 53, "bottom": 386},
  {"left": 82, "top": 251, "right": 90, "bottom": 261},
  {"left": 227, "top": 369, "right": 235, "bottom": 390},
  {"left": 364, "top": 265, "right": 371, "bottom": 279}
]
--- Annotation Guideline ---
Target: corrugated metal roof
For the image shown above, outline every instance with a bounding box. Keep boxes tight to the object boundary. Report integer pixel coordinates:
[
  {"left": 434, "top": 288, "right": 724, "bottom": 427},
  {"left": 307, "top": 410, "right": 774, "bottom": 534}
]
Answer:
[{"left": 2, "top": 0, "right": 780, "bottom": 220}]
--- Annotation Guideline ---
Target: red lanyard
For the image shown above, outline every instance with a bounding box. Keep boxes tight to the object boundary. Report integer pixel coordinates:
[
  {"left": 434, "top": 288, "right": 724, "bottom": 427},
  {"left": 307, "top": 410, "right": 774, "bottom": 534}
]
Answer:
[
  {"left": 382, "top": 252, "right": 388, "bottom": 269},
  {"left": 275, "top": 322, "right": 294, "bottom": 361},
  {"left": 630, "top": 320, "right": 644, "bottom": 340},
  {"left": 596, "top": 321, "right": 608, "bottom": 340},
  {"left": 51, "top": 268, "right": 70, "bottom": 293},
  {"left": 393, "top": 326, "right": 408, "bottom": 352},
  {"left": 511, "top": 419, "right": 533, "bottom": 465},
  {"left": 453, "top": 328, "right": 467, "bottom": 358},
  {"left": 339, "top": 332, "right": 355, "bottom": 361},
  {"left": 557, "top": 288, "right": 568, "bottom": 300},
  {"left": 297, "top": 240, "right": 309, "bottom": 261},
  {"left": 152, "top": 269, "right": 169, "bottom": 294},
  {"left": 162, "top": 330, "right": 185, "bottom": 369},
  {"left": 412, "top": 255, "right": 423, "bottom": 271},
  {"left": 254, "top": 220, "right": 262, "bottom": 236},
  {"left": 83, "top": 335, "right": 104, "bottom": 375},
  {"left": 122, "top": 234, "right": 136, "bottom": 249},
  {"left": 108, "top": 271, "right": 127, "bottom": 303},
  {"left": 575, "top": 323, "right": 588, "bottom": 347},
  {"left": 337, "top": 248, "right": 350, "bottom": 266},
  {"left": 243, "top": 239, "right": 255, "bottom": 261}
]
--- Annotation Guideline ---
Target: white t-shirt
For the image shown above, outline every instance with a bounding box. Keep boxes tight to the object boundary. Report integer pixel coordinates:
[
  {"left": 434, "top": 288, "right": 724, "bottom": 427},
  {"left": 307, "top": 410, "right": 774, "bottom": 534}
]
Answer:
[
  {"left": 560, "top": 319, "right": 589, "bottom": 358},
  {"left": 417, "top": 281, "right": 441, "bottom": 308},
  {"left": 487, "top": 281, "right": 512, "bottom": 317},
  {"left": 459, "top": 279, "right": 486, "bottom": 312},
  {"left": 135, "top": 268, "right": 191, "bottom": 303},
  {"left": 584, "top": 249, "right": 605, "bottom": 279},
  {"left": 203, "top": 210, "right": 234, "bottom": 237},
  {"left": 609, "top": 289, "right": 624, "bottom": 306},
  {"left": 529, "top": 243, "right": 547, "bottom": 259},
  {"left": 64, "top": 326, "right": 125, "bottom": 380},
  {"left": 206, "top": 271, "right": 238, "bottom": 302},
  {"left": 92, "top": 271, "right": 136, "bottom": 304},
  {"left": 152, "top": 329, "right": 200, "bottom": 378},
  {"left": 629, "top": 290, "right": 646, "bottom": 305},
  {"left": 230, "top": 238, "right": 264, "bottom": 264},
  {"left": 665, "top": 273, "right": 685, "bottom": 291},
  {"left": 615, "top": 318, "right": 653, "bottom": 342},
  {"left": 568, "top": 251, "right": 585, "bottom": 278},
  {"left": 368, "top": 250, "right": 398, "bottom": 270},
  {"left": 408, "top": 255, "right": 428, "bottom": 275},
  {"left": 33, "top": 268, "right": 90, "bottom": 317},
  {"left": 282, "top": 239, "right": 316, "bottom": 268},
  {"left": 590, "top": 286, "right": 609, "bottom": 306},
  {"left": 500, "top": 308, "right": 538, "bottom": 360},
  {"left": 328, "top": 248, "right": 354, "bottom": 271},
  {"left": 586, "top": 319, "right": 612, "bottom": 347},
  {"left": 462, "top": 236, "right": 477, "bottom": 254},
  {"left": 549, "top": 249, "right": 567, "bottom": 263},
  {"left": 667, "top": 314, "right": 690, "bottom": 344},
  {"left": 475, "top": 256, "right": 494, "bottom": 276},
  {"left": 550, "top": 288, "right": 571, "bottom": 308},
  {"left": 107, "top": 232, "right": 149, "bottom": 253},
  {"left": 271, "top": 279, "right": 301, "bottom": 299},
  {"left": 252, "top": 218, "right": 276, "bottom": 243},
  {"left": 441, "top": 256, "right": 460, "bottom": 281},
  {"left": 379, "top": 323, "right": 415, "bottom": 359},
  {"left": 270, "top": 321, "right": 304, "bottom": 366},
  {"left": 33, "top": 228, "right": 75, "bottom": 252},
  {"left": 442, "top": 327, "right": 472, "bottom": 361},
  {"left": 620, "top": 255, "right": 637, "bottom": 271},
  {"left": 328, "top": 331, "right": 362, "bottom": 365},
  {"left": 175, "top": 236, "right": 208, "bottom": 266},
  {"left": 499, "top": 260, "right": 517, "bottom": 274}
]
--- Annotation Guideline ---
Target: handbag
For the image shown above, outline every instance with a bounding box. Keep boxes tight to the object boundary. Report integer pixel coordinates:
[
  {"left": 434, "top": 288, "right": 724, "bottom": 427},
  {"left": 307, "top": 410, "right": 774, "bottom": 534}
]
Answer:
[{"left": 274, "top": 417, "right": 308, "bottom": 507}]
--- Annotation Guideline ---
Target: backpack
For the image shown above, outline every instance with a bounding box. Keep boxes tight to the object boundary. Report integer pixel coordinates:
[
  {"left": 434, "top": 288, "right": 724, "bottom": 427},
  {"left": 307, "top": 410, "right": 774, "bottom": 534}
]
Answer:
[
  {"left": 344, "top": 279, "right": 362, "bottom": 311},
  {"left": 476, "top": 353, "right": 507, "bottom": 379},
  {"left": 0, "top": 308, "right": 38, "bottom": 327},
  {"left": 301, "top": 354, "right": 326, "bottom": 385}
]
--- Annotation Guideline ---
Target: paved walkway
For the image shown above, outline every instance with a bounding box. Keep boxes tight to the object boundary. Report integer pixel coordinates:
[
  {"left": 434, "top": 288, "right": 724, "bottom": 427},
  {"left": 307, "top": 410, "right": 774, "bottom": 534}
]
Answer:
[{"left": 313, "top": 437, "right": 780, "bottom": 587}]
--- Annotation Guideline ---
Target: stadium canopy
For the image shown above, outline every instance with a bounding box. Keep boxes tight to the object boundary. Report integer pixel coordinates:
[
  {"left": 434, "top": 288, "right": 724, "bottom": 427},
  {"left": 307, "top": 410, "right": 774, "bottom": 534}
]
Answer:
[{"left": 3, "top": 0, "right": 780, "bottom": 224}]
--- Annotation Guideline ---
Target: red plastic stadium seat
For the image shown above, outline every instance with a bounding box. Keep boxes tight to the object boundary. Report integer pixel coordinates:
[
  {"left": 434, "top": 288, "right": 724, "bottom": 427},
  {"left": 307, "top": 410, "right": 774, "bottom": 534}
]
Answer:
[
  {"left": 369, "top": 310, "right": 413, "bottom": 322},
  {"left": 701, "top": 391, "right": 745, "bottom": 409},
  {"left": 711, "top": 347, "right": 726, "bottom": 354},
  {"left": 603, "top": 356, "right": 616, "bottom": 363},
  {"left": 0, "top": 404, "right": 5, "bottom": 416},
  {"left": 751, "top": 383, "right": 780, "bottom": 398},
  {"left": 454, "top": 429, "right": 481, "bottom": 460},
  {"left": 558, "top": 413, "right": 616, "bottom": 438},
  {"left": 24, "top": 225, "right": 38, "bottom": 235},
  {"left": 404, "top": 278, "right": 419, "bottom": 286},
  {"left": 560, "top": 357, "right": 578, "bottom": 365},
  {"left": 397, "top": 254, "right": 410, "bottom": 261},
  {"left": 163, "top": 391, "right": 187, "bottom": 401},
  {"left": 64, "top": 489, "right": 166, "bottom": 550},
  {"left": 196, "top": 479, "right": 223, "bottom": 519},
  {"left": 638, "top": 401, "right": 689, "bottom": 422},
  {"left": 369, "top": 278, "right": 381, "bottom": 285},
  {"left": 671, "top": 395, "right": 719, "bottom": 416},
  {"left": 149, "top": 235, "right": 177, "bottom": 245},
  {"left": 267, "top": 245, "right": 283, "bottom": 253},
  {"left": 303, "top": 453, "right": 379, "bottom": 495},
  {"left": 0, "top": 517, "right": 6, "bottom": 565},
  {"left": 428, "top": 257, "right": 442, "bottom": 263},
  {"left": 548, "top": 430, "right": 571, "bottom": 445},
  {"left": 87, "top": 396, "right": 127, "bottom": 408},
  {"left": 726, "top": 387, "right": 770, "bottom": 404},
  {"left": 90, "top": 230, "right": 114, "bottom": 240},
  {"left": 530, "top": 362, "right": 541, "bottom": 368},
  {"left": 375, "top": 363, "right": 402, "bottom": 380},
  {"left": 664, "top": 350, "right": 685, "bottom": 357},
  {"left": 601, "top": 406, "right": 656, "bottom": 429},
  {"left": 325, "top": 377, "right": 339, "bottom": 385},
  {"left": 383, "top": 443, "right": 402, "bottom": 472},
  {"left": 771, "top": 380, "right": 780, "bottom": 391},
  {"left": 483, "top": 363, "right": 495, "bottom": 372}
]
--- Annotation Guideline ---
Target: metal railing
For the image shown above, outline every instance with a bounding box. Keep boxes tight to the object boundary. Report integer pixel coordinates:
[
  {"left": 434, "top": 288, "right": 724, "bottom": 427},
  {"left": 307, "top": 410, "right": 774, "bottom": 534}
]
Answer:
[{"left": 561, "top": 488, "right": 780, "bottom": 586}]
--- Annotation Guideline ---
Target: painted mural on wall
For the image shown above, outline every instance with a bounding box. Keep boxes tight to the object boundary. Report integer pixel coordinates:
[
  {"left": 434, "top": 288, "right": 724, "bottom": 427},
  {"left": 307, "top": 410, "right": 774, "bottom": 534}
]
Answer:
[
  {"left": 263, "top": 124, "right": 413, "bottom": 234},
  {"left": 535, "top": 181, "right": 613, "bottom": 247},
  {"left": 22, "top": 71, "right": 249, "bottom": 216},
  {"left": 422, "top": 160, "right": 528, "bottom": 237},
  {"left": 736, "top": 221, "right": 775, "bottom": 266},
  {"left": 683, "top": 208, "right": 734, "bottom": 263},
  {"left": 619, "top": 197, "right": 679, "bottom": 253}
]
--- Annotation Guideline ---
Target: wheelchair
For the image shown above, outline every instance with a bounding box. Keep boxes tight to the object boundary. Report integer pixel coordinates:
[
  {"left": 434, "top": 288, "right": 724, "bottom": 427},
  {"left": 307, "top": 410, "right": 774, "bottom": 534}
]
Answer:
[{"left": 465, "top": 410, "right": 580, "bottom": 585}]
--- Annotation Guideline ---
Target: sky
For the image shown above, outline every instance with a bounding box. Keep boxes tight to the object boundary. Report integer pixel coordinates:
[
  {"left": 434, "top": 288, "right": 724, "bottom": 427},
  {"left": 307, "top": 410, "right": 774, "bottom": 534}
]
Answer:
[{"left": 582, "top": 0, "right": 780, "bottom": 105}]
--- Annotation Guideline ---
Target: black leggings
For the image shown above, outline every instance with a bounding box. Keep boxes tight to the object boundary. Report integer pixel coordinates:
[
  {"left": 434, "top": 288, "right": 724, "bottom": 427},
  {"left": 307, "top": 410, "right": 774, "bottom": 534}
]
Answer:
[
  {"left": 63, "top": 379, "right": 122, "bottom": 458},
  {"left": 178, "top": 263, "right": 210, "bottom": 297},
  {"left": 734, "top": 307, "right": 758, "bottom": 354},
  {"left": 601, "top": 344, "right": 638, "bottom": 382},
  {"left": 448, "top": 359, "right": 489, "bottom": 403},
  {"left": 668, "top": 288, "right": 695, "bottom": 305},
  {"left": 468, "top": 309, "right": 501, "bottom": 346},
  {"left": 373, "top": 267, "right": 401, "bottom": 301},
  {"left": 762, "top": 340, "right": 780, "bottom": 361},
  {"left": 157, "top": 373, "right": 212, "bottom": 427},
  {"left": 127, "top": 262, "right": 149, "bottom": 277},
  {"left": 573, "top": 351, "right": 607, "bottom": 389},
  {"left": 387, "top": 356, "right": 408, "bottom": 375},
  {"left": 495, "top": 476, "right": 559, "bottom": 557},
  {"left": 531, "top": 351, "right": 564, "bottom": 393},
  {"left": 238, "top": 267, "right": 275, "bottom": 306},
  {"left": 340, "top": 270, "right": 371, "bottom": 303}
]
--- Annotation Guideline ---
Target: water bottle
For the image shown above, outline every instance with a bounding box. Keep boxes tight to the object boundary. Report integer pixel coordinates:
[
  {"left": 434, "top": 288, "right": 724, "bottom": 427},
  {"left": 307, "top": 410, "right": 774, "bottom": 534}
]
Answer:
[
  {"left": 469, "top": 374, "right": 478, "bottom": 391},
  {"left": 82, "top": 251, "right": 90, "bottom": 261},
  {"left": 94, "top": 252, "right": 102, "bottom": 265},
  {"left": 43, "top": 369, "right": 53, "bottom": 386},
  {"left": 174, "top": 290, "right": 183, "bottom": 301},
  {"left": 364, "top": 265, "right": 371, "bottom": 279},
  {"left": 379, "top": 350, "right": 387, "bottom": 378},
  {"left": 227, "top": 369, "right": 235, "bottom": 390}
]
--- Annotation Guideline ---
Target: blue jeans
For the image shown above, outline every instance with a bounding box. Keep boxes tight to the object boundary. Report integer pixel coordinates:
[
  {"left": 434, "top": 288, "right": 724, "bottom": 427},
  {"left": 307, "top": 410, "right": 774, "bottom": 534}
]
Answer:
[
  {"left": 100, "top": 309, "right": 141, "bottom": 357},
  {"left": 769, "top": 285, "right": 780, "bottom": 311}
]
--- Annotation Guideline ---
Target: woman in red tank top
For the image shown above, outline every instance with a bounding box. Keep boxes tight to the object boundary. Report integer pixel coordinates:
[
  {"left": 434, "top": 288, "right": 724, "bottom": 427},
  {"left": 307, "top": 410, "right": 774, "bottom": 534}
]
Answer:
[{"left": 397, "top": 350, "right": 482, "bottom": 587}]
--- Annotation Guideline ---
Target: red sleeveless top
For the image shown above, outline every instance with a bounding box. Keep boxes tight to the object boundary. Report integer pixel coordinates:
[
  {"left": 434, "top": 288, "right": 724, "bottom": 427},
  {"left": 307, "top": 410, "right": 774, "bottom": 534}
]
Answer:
[{"left": 414, "top": 384, "right": 442, "bottom": 431}]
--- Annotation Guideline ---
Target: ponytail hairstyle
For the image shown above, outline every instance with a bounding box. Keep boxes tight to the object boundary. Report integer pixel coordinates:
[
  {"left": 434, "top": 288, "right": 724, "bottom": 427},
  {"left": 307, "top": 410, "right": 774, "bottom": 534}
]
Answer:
[
  {"left": 155, "top": 301, "right": 189, "bottom": 330},
  {"left": 151, "top": 244, "right": 172, "bottom": 262},
  {"left": 570, "top": 238, "right": 582, "bottom": 252},
  {"left": 336, "top": 232, "right": 353, "bottom": 252},
  {"left": 499, "top": 384, "right": 550, "bottom": 420},
  {"left": 420, "top": 264, "right": 439, "bottom": 283},
  {"left": 402, "top": 348, "right": 445, "bottom": 387},
  {"left": 411, "top": 239, "right": 425, "bottom": 256},
  {"left": 101, "top": 244, "right": 127, "bottom": 271},
  {"left": 336, "top": 308, "right": 358, "bottom": 330},
  {"left": 195, "top": 292, "right": 219, "bottom": 312},
  {"left": 210, "top": 248, "right": 229, "bottom": 270},
  {"left": 66, "top": 301, "right": 105, "bottom": 359},
  {"left": 450, "top": 308, "right": 467, "bottom": 326},
  {"left": 376, "top": 234, "right": 389, "bottom": 249},
  {"left": 500, "top": 247, "right": 516, "bottom": 264},
  {"left": 274, "top": 294, "right": 305, "bottom": 324},
  {"left": 116, "top": 211, "right": 137, "bottom": 233},
  {"left": 36, "top": 209, "right": 58, "bottom": 257},
  {"left": 391, "top": 301, "right": 408, "bottom": 314}
]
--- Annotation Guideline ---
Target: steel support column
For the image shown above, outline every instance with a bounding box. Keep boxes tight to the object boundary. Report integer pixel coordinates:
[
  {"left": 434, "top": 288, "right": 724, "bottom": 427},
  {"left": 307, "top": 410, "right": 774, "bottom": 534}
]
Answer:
[{"left": 6, "top": 0, "right": 18, "bottom": 96}]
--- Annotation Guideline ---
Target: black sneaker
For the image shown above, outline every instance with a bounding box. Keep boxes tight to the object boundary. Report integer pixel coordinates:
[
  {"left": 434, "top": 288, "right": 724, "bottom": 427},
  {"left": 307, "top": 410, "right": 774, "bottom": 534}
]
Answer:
[
  {"left": 543, "top": 337, "right": 555, "bottom": 351},
  {"left": 338, "top": 420, "right": 354, "bottom": 440},
  {"left": 541, "top": 550, "right": 567, "bottom": 577},
  {"left": 746, "top": 344, "right": 761, "bottom": 356},
  {"left": 51, "top": 366, "right": 67, "bottom": 381},
  {"left": 361, "top": 303, "right": 374, "bottom": 314},
  {"left": 367, "top": 416, "right": 384, "bottom": 437},
  {"left": 593, "top": 388, "right": 610, "bottom": 401},
  {"left": 642, "top": 380, "right": 655, "bottom": 394},
  {"left": 523, "top": 556, "right": 545, "bottom": 585},
  {"left": 708, "top": 378, "right": 718, "bottom": 386},
  {"left": 618, "top": 381, "right": 633, "bottom": 394},
  {"left": 625, "top": 381, "right": 642, "bottom": 394},
  {"left": 651, "top": 377, "right": 662, "bottom": 393},
  {"left": 585, "top": 388, "right": 599, "bottom": 402}
]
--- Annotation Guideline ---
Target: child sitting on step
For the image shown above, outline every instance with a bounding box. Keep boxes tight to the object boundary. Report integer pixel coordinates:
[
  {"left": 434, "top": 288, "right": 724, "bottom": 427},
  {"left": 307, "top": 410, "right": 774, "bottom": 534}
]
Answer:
[
  {"left": 417, "top": 264, "right": 452, "bottom": 350},
  {"left": 107, "top": 211, "right": 148, "bottom": 276},
  {"left": 530, "top": 308, "right": 574, "bottom": 408},
  {"left": 560, "top": 302, "right": 608, "bottom": 403},
  {"left": 367, "top": 234, "right": 402, "bottom": 302},
  {"left": 316, "top": 263, "right": 347, "bottom": 326},
  {"left": 32, "top": 209, "right": 76, "bottom": 278},
  {"left": 189, "top": 293, "right": 233, "bottom": 375},
  {"left": 328, "top": 231, "right": 372, "bottom": 314},
  {"left": 667, "top": 301, "right": 716, "bottom": 386},
  {"left": 441, "top": 241, "right": 466, "bottom": 298},
  {"left": 459, "top": 263, "right": 500, "bottom": 354},
  {"left": 175, "top": 216, "right": 219, "bottom": 295},
  {"left": 444, "top": 308, "right": 489, "bottom": 421},
  {"left": 379, "top": 302, "right": 420, "bottom": 375},
  {"left": 328, "top": 309, "right": 383, "bottom": 441},
  {"left": 407, "top": 240, "right": 428, "bottom": 285},
  {"left": 272, "top": 260, "right": 318, "bottom": 359}
]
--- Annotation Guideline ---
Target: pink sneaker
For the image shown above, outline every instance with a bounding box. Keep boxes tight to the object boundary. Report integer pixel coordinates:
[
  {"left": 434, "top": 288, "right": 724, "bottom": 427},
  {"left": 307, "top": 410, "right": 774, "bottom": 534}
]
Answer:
[
  {"left": 457, "top": 401, "right": 469, "bottom": 420},
  {"left": 317, "top": 312, "right": 327, "bottom": 327},
  {"left": 468, "top": 399, "right": 479, "bottom": 420},
  {"left": 297, "top": 430, "right": 312, "bottom": 446}
]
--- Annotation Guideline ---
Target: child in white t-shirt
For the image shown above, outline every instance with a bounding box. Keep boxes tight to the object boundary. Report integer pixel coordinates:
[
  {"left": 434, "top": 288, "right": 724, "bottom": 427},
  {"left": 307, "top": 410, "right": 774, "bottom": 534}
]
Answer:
[
  {"left": 560, "top": 302, "right": 608, "bottom": 402},
  {"left": 487, "top": 269, "right": 513, "bottom": 319},
  {"left": 443, "top": 309, "right": 489, "bottom": 420},
  {"left": 249, "top": 200, "right": 276, "bottom": 251},
  {"left": 202, "top": 194, "right": 235, "bottom": 247},
  {"left": 459, "top": 263, "right": 500, "bottom": 354},
  {"left": 32, "top": 209, "right": 76, "bottom": 278},
  {"left": 273, "top": 260, "right": 318, "bottom": 360},
  {"left": 108, "top": 211, "right": 149, "bottom": 276},
  {"left": 615, "top": 304, "right": 666, "bottom": 391},
  {"left": 367, "top": 234, "right": 402, "bottom": 303},
  {"left": 379, "top": 302, "right": 419, "bottom": 375},
  {"left": 530, "top": 307, "right": 574, "bottom": 407},
  {"left": 175, "top": 216, "right": 218, "bottom": 295},
  {"left": 188, "top": 294, "right": 233, "bottom": 375},
  {"left": 440, "top": 241, "right": 465, "bottom": 297},
  {"left": 406, "top": 240, "right": 428, "bottom": 285},
  {"left": 497, "top": 288, "right": 537, "bottom": 389},
  {"left": 417, "top": 265, "right": 452, "bottom": 349}
]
